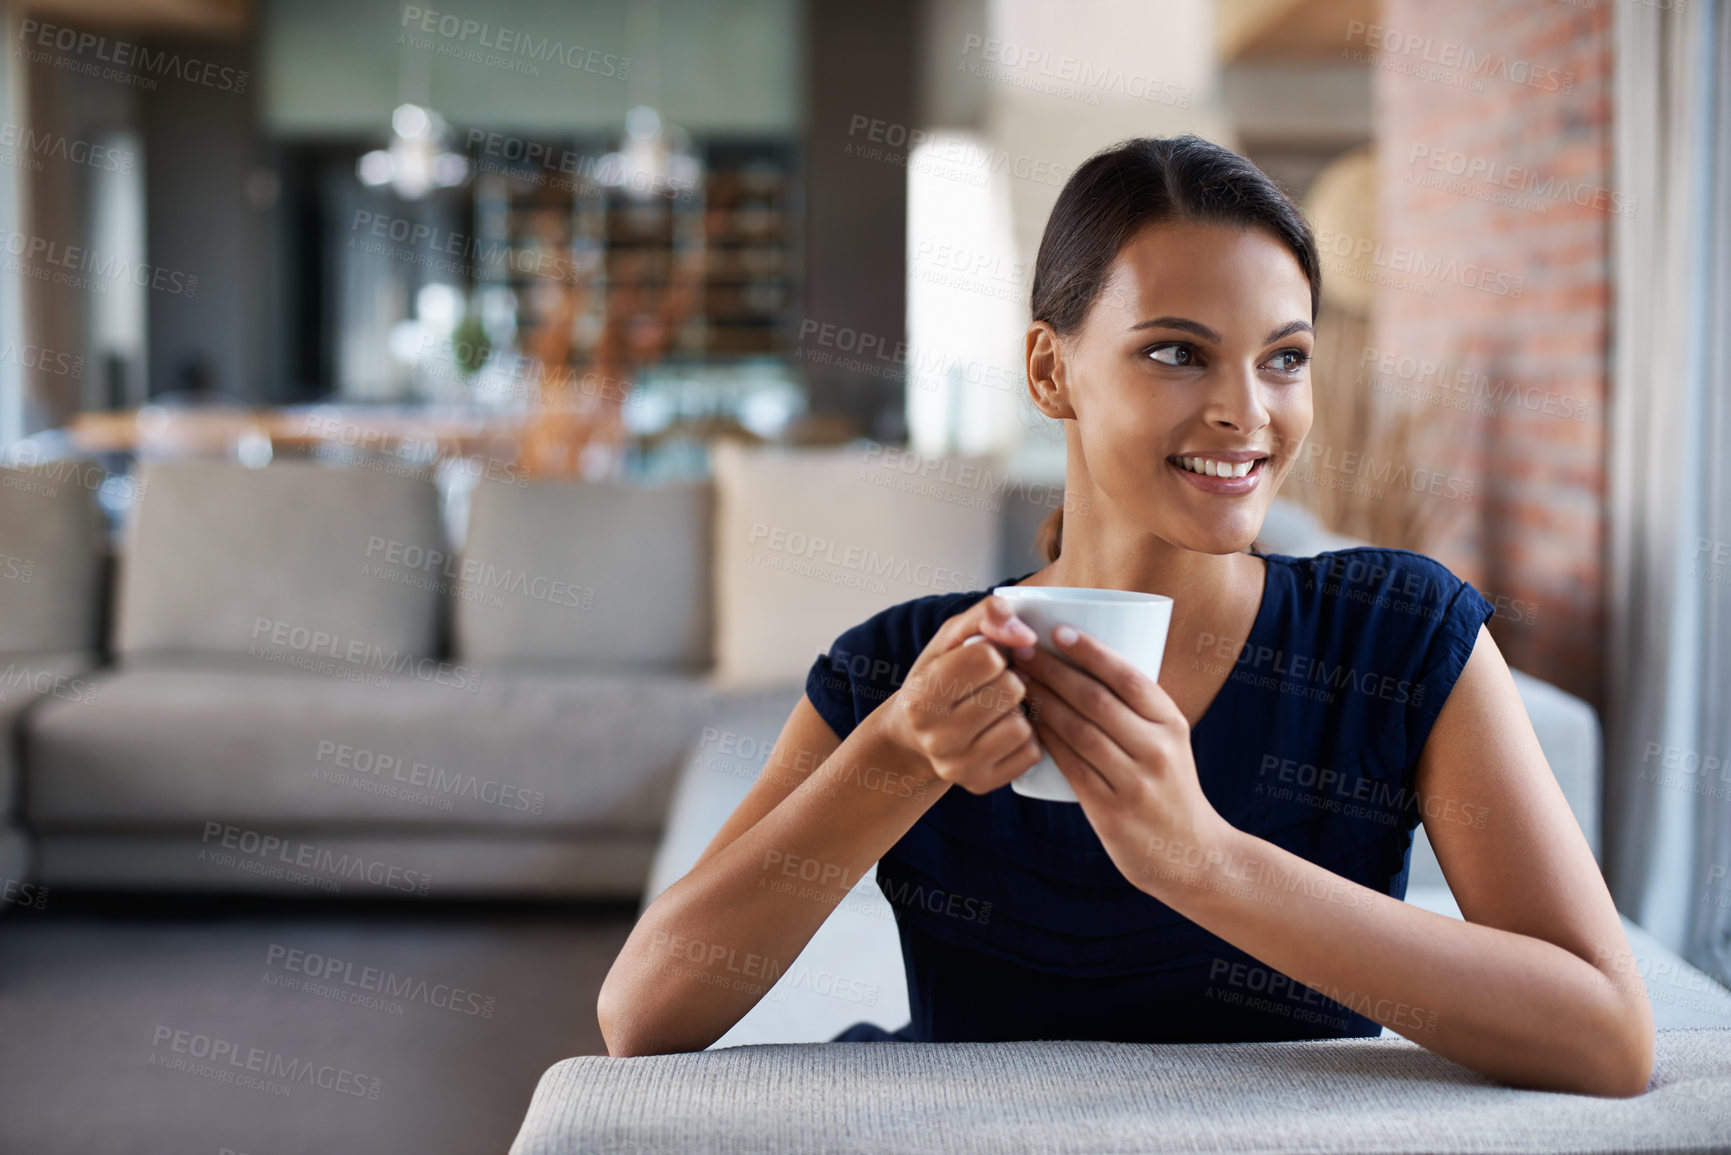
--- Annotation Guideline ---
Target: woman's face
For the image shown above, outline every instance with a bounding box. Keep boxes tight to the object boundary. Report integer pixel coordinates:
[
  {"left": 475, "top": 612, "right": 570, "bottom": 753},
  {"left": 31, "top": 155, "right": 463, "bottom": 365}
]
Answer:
[{"left": 1036, "top": 219, "right": 1315, "bottom": 556}]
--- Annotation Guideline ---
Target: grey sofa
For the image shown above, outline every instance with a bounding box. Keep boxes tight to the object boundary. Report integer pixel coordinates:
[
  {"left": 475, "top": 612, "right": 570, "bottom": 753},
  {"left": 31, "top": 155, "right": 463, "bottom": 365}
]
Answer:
[
  {"left": 3, "top": 451, "right": 1035, "bottom": 899},
  {"left": 17, "top": 459, "right": 748, "bottom": 899}
]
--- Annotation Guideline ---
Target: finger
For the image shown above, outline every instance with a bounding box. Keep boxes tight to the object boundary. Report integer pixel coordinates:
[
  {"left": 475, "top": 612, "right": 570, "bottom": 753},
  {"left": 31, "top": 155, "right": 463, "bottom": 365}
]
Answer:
[
  {"left": 979, "top": 593, "right": 1039, "bottom": 648},
  {"left": 908, "top": 636, "right": 1018, "bottom": 719},
  {"left": 984, "top": 731, "right": 1046, "bottom": 794},
  {"left": 991, "top": 726, "right": 1046, "bottom": 782},
  {"left": 1020, "top": 669, "right": 1136, "bottom": 787},
  {"left": 953, "top": 665, "right": 1028, "bottom": 735},
  {"left": 909, "top": 659, "right": 1026, "bottom": 755},
  {"left": 1028, "top": 700, "right": 1114, "bottom": 798},
  {"left": 944, "top": 719, "right": 1042, "bottom": 796},
  {"left": 965, "top": 708, "right": 1043, "bottom": 790},
  {"left": 1015, "top": 626, "right": 1179, "bottom": 728},
  {"left": 931, "top": 594, "right": 1037, "bottom": 655},
  {"left": 976, "top": 596, "right": 1039, "bottom": 655},
  {"left": 963, "top": 619, "right": 1037, "bottom": 666},
  {"left": 1015, "top": 648, "right": 1149, "bottom": 774}
]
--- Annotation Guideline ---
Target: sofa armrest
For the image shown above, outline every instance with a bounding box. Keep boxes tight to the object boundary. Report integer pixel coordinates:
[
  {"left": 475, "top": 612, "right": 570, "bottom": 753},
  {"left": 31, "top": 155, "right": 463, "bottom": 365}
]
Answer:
[{"left": 511, "top": 1029, "right": 1731, "bottom": 1154}]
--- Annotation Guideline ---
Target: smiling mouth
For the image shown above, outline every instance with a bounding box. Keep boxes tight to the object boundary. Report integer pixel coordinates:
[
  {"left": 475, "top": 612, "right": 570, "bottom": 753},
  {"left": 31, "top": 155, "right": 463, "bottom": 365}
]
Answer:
[{"left": 1167, "top": 455, "right": 1269, "bottom": 479}]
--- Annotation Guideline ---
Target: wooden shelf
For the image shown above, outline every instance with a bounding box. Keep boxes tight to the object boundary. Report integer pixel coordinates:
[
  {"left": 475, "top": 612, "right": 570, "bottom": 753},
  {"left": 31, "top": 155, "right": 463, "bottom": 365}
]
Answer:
[{"left": 471, "top": 137, "right": 798, "bottom": 366}]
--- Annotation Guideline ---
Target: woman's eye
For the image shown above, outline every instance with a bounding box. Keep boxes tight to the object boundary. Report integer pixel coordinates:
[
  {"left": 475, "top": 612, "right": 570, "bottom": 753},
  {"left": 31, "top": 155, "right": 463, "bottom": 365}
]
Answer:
[
  {"left": 1148, "top": 343, "right": 1193, "bottom": 367},
  {"left": 1268, "top": 349, "right": 1311, "bottom": 374}
]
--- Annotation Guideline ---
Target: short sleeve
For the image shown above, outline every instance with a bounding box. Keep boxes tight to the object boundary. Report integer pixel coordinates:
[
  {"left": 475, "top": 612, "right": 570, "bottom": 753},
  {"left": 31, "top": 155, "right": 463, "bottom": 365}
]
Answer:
[
  {"left": 1401, "top": 574, "right": 1497, "bottom": 771},
  {"left": 802, "top": 588, "right": 994, "bottom": 744},
  {"left": 803, "top": 612, "right": 897, "bottom": 744},
  {"left": 804, "top": 645, "right": 861, "bottom": 743}
]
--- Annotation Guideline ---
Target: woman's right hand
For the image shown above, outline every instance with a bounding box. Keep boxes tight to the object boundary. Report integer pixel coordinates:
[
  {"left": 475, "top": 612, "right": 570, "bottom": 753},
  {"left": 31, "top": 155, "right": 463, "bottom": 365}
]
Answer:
[{"left": 880, "top": 594, "right": 1046, "bottom": 795}]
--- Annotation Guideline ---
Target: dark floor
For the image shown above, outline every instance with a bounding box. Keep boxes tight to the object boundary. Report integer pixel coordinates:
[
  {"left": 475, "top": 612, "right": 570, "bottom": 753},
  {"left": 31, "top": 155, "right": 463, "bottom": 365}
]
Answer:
[{"left": 0, "top": 892, "right": 637, "bottom": 1155}]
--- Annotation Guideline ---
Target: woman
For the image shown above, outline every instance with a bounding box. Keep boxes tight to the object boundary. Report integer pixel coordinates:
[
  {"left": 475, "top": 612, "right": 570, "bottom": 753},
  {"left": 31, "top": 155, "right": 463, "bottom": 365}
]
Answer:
[{"left": 598, "top": 135, "right": 1655, "bottom": 1097}]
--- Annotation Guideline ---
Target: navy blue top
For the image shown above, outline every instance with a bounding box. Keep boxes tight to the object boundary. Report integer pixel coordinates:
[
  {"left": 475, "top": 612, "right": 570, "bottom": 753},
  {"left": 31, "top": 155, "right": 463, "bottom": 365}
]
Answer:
[{"left": 804, "top": 547, "right": 1496, "bottom": 1045}]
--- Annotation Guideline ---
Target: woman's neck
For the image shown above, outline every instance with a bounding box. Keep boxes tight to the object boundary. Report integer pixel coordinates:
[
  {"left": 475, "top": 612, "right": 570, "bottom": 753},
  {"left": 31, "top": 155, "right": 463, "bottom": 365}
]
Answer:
[
  {"left": 1026, "top": 540, "right": 1267, "bottom": 659},
  {"left": 1036, "top": 537, "right": 1255, "bottom": 598}
]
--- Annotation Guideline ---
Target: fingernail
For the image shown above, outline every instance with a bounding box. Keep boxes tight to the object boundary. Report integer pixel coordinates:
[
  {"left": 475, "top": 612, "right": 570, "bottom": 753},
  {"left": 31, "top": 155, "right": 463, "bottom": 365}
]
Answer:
[
  {"left": 1055, "top": 625, "right": 1078, "bottom": 645},
  {"left": 1012, "top": 645, "right": 1035, "bottom": 661}
]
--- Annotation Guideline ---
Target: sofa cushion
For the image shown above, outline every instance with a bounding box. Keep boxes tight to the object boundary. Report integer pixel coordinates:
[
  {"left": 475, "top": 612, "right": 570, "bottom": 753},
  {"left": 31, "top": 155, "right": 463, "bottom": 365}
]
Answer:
[
  {"left": 24, "top": 657, "right": 711, "bottom": 831},
  {"left": 114, "top": 460, "right": 445, "bottom": 660},
  {"left": 455, "top": 479, "right": 712, "bottom": 669},
  {"left": 509, "top": 1029, "right": 1731, "bottom": 1154},
  {"left": 0, "top": 651, "right": 98, "bottom": 825},
  {"left": 0, "top": 464, "right": 105, "bottom": 653},
  {"left": 709, "top": 440, "right": 1001, "bottom": 687},
  {"left": 34, "top": 830, "right": 659, "bottom": 899}
]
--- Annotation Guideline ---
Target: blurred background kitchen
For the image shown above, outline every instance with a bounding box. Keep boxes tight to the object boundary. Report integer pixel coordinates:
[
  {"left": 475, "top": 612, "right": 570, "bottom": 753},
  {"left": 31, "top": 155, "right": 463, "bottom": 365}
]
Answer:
[{"left": 1, "top": 0, "right": 1727, "bottom": 1152}]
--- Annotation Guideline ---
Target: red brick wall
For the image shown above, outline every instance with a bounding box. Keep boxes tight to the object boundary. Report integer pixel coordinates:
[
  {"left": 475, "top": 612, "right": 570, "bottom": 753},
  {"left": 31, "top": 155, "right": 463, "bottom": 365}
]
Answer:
[{"left": 1365, "top": 0, "right": 1613, "bottom": 706}]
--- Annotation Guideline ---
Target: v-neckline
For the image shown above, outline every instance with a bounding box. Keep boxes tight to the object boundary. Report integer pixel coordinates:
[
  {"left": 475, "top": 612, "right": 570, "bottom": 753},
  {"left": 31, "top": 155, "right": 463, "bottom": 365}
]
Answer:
[
  {"left": 1002, "top": 550, "right": 1278, "bottom": 736},
  {"left": 1191, "top": 549, "right": 1276, "bottom": 735}
]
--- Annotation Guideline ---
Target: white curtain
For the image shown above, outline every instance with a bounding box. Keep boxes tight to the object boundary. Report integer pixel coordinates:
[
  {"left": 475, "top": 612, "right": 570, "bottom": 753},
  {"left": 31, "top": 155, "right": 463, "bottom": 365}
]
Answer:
[
  {"left": 1605, "top": 0, "right": 1731, "bottom": 980},
  {"left": 0, "top": 3, "right": 26, "bottom": 447},
  {"left": 1688, "top": 0, "right": 1731, "bottom": 984}
]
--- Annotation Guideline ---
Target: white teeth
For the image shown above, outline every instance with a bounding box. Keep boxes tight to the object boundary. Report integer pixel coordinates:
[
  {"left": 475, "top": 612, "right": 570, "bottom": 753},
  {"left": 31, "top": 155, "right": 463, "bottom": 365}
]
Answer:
[{"left": 1177, "top": 456, "right": 1256, "bottom": 479}]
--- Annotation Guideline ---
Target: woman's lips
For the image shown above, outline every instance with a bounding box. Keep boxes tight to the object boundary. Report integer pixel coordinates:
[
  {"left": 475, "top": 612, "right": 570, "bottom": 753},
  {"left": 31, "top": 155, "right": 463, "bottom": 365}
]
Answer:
[{"left": 1167, "top": 456, "right": 1268, "bottom": 495}]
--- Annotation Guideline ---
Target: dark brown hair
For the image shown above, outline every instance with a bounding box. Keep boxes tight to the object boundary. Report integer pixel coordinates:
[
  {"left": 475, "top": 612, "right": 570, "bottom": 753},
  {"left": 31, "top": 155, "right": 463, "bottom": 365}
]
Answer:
[{"left": 1028, "top": 135, "right": 1322, "bottom": 563}]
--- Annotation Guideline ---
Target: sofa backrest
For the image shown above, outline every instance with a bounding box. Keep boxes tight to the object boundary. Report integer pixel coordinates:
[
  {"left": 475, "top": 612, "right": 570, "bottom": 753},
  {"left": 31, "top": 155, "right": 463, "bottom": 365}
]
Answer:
[
  {"left": 114, "top": 459, "right": 446, "bottom": 661},
  {"left": 454, "top": 478, "right": 713, "bottom": 670},
  {"left": 0, "top": 462, "right": 105, "bottom": 654}
]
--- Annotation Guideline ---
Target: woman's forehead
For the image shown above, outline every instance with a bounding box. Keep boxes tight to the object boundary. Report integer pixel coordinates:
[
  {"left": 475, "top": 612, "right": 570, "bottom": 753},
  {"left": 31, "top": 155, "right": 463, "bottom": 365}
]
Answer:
[{"left": 1096, "top": 221, "right": 1312, "bottom": 328}]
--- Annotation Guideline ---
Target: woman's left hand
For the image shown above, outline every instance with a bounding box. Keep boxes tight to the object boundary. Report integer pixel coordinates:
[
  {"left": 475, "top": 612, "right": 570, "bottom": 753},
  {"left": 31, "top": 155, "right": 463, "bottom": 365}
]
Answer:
[{"left": 1011, "top": 627, "right": 1235, "bottom": 903}]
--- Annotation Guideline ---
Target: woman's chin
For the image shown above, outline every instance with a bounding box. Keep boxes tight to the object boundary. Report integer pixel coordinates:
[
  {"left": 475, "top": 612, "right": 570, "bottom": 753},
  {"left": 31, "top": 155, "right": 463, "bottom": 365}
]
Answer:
[
  {"left": 1169, "top": 529, "right": 1262, "bottom": 557},
  {"left": 1176, "top": 503, "right": 1265, "bottom": 544}
]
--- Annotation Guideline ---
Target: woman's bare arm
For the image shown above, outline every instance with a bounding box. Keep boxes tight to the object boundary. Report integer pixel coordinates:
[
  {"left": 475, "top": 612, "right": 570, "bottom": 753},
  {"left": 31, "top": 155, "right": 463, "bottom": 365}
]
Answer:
[
  {"left": 597, "top": 596, "right": 1042, "bottom": 1057},
  {"left": 596, "top": 697, "right": 941, "bottom": 1056},
  {"left": 685, "top": 696, "right": 844, "bottom": 880},
  {"left": 1138, "top": 625, "right": 1654, "bottom": 1096}
]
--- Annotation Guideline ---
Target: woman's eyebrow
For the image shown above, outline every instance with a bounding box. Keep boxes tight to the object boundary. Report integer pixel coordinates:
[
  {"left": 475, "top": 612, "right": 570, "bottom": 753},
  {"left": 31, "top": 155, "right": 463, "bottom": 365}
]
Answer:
[
  {"left": 1264, "top": 319, "right": 1314, "bottom": 342},
  {"left": 1128, "top": 316, "right": 1314, "bottom": 344}
]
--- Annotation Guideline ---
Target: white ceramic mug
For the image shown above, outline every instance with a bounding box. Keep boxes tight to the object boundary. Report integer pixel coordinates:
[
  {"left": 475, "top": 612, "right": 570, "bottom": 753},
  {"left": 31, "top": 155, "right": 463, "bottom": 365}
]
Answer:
[{"left": 989, "top": 585, "right": 1174, "bottom": 803}]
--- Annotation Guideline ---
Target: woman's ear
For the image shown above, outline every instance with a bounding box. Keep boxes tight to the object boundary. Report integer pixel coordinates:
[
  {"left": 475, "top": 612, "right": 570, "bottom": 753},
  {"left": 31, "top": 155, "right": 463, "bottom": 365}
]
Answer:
[{"left": 1025, "top": 321, "right": 1077, "bottom": 421}]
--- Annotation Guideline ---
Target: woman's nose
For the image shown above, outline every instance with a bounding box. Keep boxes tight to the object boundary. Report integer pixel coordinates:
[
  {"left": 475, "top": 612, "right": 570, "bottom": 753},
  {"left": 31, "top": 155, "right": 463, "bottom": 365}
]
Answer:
[{"left": 1205, "top": 364, "right": 1271, "bottom": 431}]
